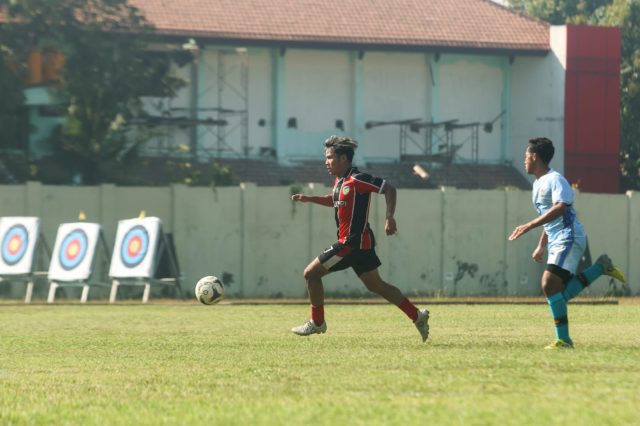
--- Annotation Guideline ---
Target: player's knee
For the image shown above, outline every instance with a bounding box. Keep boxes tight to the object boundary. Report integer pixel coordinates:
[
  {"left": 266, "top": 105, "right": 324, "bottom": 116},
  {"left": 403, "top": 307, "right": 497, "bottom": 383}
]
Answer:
[
  {"left": 303, "top": 266, "right": 320, "bottom": 281},
  {"left": 540, "top": 277, "right": 556, "bottom": 295}
]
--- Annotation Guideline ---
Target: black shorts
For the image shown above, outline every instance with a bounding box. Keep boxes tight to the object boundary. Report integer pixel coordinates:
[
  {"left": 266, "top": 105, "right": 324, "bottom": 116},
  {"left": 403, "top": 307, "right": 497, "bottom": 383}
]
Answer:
[
  {"left": 545, "top": 263, "right": 573, "bottom": 284},
  {"left": 317, "top": 242, "right": 381, "bottom": 277}
]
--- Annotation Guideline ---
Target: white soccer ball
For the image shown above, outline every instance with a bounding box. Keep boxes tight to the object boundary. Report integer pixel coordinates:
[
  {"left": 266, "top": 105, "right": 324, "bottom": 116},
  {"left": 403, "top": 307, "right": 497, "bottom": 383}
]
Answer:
[{"left": 195, "top": 276, "right": 224, "bottom": 305}]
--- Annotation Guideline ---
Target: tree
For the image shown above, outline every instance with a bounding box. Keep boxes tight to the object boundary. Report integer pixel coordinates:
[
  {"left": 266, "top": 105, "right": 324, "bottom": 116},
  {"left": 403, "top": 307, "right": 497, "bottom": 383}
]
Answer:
[
  {"left": 0, "top": 7, "right": 30, "bottom": 156},
  {"left": 0, "top": 0, "right": 185, "bottom": 184},
  {"left": 507, "top": 0, "right": 640, "bottom": 190},
  {"left": 0, "top": 47, "right": 27, "bottom": 152},
  {"left": 602, "top": 0, "right": 640, "bottom": 189},
  {"left": 507, "top": 0, "right": 613, "bottom": 24}
]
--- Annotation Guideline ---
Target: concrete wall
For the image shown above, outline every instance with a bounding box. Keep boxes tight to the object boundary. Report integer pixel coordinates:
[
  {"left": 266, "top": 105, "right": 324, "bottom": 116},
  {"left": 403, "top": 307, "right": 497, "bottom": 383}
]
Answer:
[
  {"left": 1, "top": 183, "right": 637, "bottom": 300},
  {"left": 138, "top": 45, "right": 555, "bottom": 167},
  {"left": 437, "top": 54, "right": 505, "bottom": 163},
  {"left": 26, "top": 42, "right": 563, "bottom": 171},
  {"left": 510, "top": 26, "right": 567, "bottom": 176},
  {"left": 362, "top": 52, "right": 431, "bottom": 162},
  {"left": 281, "top": 49, "right": 353, "bottom": 160}
]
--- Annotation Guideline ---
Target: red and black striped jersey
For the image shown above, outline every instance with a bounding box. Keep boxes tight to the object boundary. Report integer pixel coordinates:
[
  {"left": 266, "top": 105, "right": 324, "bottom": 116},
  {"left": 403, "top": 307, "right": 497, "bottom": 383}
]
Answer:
[{"left": 332, "top": 166, "right": 386, "bottom": 249}]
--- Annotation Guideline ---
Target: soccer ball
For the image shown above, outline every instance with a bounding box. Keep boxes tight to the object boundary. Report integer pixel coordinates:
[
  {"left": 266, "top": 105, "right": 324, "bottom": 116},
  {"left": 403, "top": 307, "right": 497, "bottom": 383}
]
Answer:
[{"left": 195, "top": 276, "right": 224, "bottom": 305}]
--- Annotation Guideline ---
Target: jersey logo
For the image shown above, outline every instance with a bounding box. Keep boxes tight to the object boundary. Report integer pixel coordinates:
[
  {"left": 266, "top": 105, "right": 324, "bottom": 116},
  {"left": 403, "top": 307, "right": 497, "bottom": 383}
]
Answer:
[
  {"left": 334, "top": 201, "right": 346, "bottom": 207},
  {"left": 342, "top": 185, "right": 350, "bottom": 195},
  {"left": 539, "top": 187, "right": 546, "bottom": 196}
]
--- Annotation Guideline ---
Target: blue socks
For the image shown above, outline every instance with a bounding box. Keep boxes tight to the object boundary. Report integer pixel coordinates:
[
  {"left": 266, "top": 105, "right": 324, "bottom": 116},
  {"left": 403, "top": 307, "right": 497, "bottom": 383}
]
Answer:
[
  {"left": 563, "top": 263, "right": 604, "bottom": 301},
  {"left": 547, "top": 292, "right": 571, "bottom": 344}
]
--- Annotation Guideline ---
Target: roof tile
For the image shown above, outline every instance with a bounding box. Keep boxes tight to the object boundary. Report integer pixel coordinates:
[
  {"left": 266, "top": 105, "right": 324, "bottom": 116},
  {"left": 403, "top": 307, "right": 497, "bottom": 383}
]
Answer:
[{"left": 131, "top": 0, "right": 549, "bottom": 52}]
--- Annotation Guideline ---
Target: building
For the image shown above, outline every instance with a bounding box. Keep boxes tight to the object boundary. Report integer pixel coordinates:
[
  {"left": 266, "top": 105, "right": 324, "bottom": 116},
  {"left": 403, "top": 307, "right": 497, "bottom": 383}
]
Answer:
[{"left": 13, "top": 0, "right": 622, "bottom": 192}]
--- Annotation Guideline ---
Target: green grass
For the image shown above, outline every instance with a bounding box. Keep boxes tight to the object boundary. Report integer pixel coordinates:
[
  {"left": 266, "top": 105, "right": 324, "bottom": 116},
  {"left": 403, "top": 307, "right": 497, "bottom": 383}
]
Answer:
[{"left": 1, "top": 302, "right": 639, "bottom": 425}]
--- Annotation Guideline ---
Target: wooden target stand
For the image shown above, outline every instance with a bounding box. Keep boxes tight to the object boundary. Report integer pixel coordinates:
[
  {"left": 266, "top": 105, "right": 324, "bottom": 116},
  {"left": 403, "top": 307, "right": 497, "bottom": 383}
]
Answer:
[
  {"left": 108, "top": 215, "right": 182, "bottom": 303},
  {"left": 46, "top": 219, "right": 112, "bottom": 303},
  {"left": 0, "top": 217, "right": 51, "bottom": 303}
]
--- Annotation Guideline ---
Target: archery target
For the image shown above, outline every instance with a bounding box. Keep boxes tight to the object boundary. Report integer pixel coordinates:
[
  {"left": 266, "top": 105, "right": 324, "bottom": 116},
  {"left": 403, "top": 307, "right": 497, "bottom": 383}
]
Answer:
[
  {"left": 60, "top": 229, "right": 88, "bottom": 270},
  {"left": 0, "top": 217, "right": 40, "bottom": 275},
  {"left": 109, "top": 217, "right": 161, "bottom": 278},
  {"left": 48, "top": 223, "right": 101, "bottom": 281},
  {"left": 120, "top": 225, "right": 149, "bottom": 268},
  {"left": 2, "top": 224, "right": 28, "bottom": 266}
]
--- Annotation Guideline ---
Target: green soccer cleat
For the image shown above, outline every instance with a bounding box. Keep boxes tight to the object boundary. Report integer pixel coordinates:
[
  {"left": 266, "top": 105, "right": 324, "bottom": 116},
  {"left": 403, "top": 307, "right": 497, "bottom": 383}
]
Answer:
[
  {"left": 414, "top": 309, "right": 430, "bottom": 343},
  {"left": 291, "top": 319, "right": 327, "bottom": 336},
  {"left": 596, "top": 254, "right": 627, "bottom": 284},
  {"left": 544, "top": 339, "right": 574, "bottom": 350}
]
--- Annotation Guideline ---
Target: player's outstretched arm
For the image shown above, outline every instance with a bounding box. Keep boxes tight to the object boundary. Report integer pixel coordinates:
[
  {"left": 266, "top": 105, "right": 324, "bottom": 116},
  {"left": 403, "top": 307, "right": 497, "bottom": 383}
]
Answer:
[
  {"left": 381, "top": 182, "right": 397, "bottom": 235},
  {"left": 509, "top": 202, "right": 567, "bottom": 241},
  {"left": 290, "top": 193, "right": 334, "bottom": 207}
]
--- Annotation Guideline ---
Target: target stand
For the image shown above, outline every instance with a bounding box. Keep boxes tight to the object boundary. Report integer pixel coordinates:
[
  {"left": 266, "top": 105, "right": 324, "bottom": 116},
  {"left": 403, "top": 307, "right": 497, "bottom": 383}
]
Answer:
[
  {"left": 0, "top": 217, "right": 51, "bottom": 303},
  {"left": 108, "top": 217, "right": 182, "bottom": 303},
  {"left": 46, "top": 222, "right": 111, "bottom": 303}
]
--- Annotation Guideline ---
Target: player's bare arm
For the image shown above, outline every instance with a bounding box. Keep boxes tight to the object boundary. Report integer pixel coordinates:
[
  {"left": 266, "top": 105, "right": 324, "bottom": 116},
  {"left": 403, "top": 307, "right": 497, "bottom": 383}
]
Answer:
[
  {"left": 290, "top": 193, "right": 334, "bottom": 207},
  {"left": 508, "top": 202, "right": 567, "bottom": 241},
  {"left": 532, "top": 230, "right": 547, "bottom": 263},
  {"left": 381, "top": 182, "right": 397, "bottom": 235}
]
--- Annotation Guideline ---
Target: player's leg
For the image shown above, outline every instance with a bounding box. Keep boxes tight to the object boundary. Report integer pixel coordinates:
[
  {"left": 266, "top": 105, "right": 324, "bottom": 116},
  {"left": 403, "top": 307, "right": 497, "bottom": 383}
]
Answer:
[
  {"left": 303, "top": 258, "right": 329, "bottom": 326},
  {"left": 542, "top": 266, "right": 573, "bottom": 348},
  {"left": 291, "top": 243, "right": 350, "bottom": 336},
  {"left": 357, "top": 259, "right": 429, "bottom": 342},
  {"left": 563, "top": 254, "right": 627, "bottom": 301},
  {"left": 359, "top": 268, "right": 406, "bottom": 305},
  {"left": 544, "top": 240, "right": 588, "bottom": 347}
]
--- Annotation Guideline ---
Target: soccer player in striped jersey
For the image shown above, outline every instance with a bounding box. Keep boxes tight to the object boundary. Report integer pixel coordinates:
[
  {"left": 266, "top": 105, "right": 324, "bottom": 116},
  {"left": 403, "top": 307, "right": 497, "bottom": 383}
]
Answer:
[
  {"left": 509, "top": 137, "right": 626, "bottom": 349},
  {"left": 290, "top": 135, "right": 430, "bottom": 342}
]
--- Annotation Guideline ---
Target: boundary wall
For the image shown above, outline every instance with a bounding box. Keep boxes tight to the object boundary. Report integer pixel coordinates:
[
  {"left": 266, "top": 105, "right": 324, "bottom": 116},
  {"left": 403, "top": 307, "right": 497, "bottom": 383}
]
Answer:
[{"left": 0, "top": 182, "right": 637, "bottom": 299}]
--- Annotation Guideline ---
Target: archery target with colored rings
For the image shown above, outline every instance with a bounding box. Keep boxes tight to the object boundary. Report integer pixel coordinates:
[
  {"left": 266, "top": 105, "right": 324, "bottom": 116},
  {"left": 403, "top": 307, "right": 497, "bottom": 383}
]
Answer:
[
  {"left": 2, "top": 224, "right": 28, "bottom": 266},
  {"left": 48, "top": 222, "right": 101, "bottom": 281},
  {"left": 0, "top": 217, "right": 40, "bottom": 275},
  {"left": 59, "top": 229, "right": 88, "bottom": 270},
  {"left": 109, "top": 217, "right": 161, "bottom": 278},
  {"left": 120, "top": 225, "right": 149, "bottom": 268}
]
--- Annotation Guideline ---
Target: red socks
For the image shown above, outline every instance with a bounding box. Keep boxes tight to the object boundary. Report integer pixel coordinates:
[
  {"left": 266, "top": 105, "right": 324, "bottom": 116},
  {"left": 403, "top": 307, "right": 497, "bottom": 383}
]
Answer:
[
  {"left": 398, "top": 298, "right": 419, "bottom": 322},
  {"left": 311, "top": 304, "right": 324, "bottom": 326}
]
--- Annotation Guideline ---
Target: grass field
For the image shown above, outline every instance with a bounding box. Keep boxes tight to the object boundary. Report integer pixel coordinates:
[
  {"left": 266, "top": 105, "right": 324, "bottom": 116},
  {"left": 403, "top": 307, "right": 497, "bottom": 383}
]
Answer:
[{"left": 1, "top": 301, "right": 639, "bottom": 425}]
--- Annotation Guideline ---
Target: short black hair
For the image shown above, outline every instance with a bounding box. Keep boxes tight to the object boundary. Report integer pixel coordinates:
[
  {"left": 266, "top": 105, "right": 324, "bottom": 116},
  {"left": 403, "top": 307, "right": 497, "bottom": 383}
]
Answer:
[
  {"left": 324, "top": 135, "right": 358, "bottom": 162},
  {"left": 527, "top": 137, "right": 555, "bottom": 165}
]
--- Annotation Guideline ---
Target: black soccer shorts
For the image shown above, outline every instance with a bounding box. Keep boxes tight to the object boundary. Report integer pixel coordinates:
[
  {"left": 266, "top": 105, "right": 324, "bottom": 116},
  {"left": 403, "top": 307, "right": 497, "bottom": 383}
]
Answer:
[{"left": 317, "top": 242, "right": 381, "bottom": 276}]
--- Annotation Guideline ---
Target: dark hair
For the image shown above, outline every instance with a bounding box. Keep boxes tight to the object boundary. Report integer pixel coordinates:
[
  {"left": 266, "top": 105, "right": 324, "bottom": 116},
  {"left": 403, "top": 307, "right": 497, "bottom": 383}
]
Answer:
[
  {"left": 527, "top": 137, "right": 555, "bottom": 165},
  {"left": 324, "top": 135, "right": 358, "bottom": 162}
]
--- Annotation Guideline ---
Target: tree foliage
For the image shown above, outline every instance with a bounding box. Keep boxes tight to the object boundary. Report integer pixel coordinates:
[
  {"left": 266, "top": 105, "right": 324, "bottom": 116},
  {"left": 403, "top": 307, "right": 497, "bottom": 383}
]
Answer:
[
  {"left": 0, "top": 0, "right": 185, "bottom": 184},
  {"left": 508, "top": 0, "right": 640, "bottom": 190},
  {"left": 604, "top": 0, "right": 640, "bottom": 190},
  {"left": 507, "top": 0, "right": 613, "bottom": 24}
]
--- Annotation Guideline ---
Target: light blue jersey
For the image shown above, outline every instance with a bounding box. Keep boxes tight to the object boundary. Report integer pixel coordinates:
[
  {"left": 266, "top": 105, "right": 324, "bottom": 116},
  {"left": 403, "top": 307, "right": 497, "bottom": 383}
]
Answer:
[
  {"left": 532, "top": 169, "right": 586, "bottom": 273},
  {"left": 532, "top": 169, "right": 585, "bottom": 244}
]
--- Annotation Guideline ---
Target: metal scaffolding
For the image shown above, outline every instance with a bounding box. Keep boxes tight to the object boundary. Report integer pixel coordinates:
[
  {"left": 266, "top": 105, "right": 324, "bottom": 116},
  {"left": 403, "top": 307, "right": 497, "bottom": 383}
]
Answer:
[
  {"left": 365, "top": 118, "right": 478, "bottom": 164},
  {"left": 139, "top": 45, "right": 249, "bottom": 160}
]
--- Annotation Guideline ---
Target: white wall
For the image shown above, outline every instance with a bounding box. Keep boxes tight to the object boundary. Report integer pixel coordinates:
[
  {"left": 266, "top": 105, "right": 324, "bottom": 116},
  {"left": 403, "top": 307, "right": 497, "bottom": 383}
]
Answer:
[
  {"left": 282, "top": 49, "right": 352, "bottom": 159},
  {"left": 362, "top": 52, "right": 431, "bottom": 161},
  {"left": 247, "top": 48, "right": 273, "bottom": 153},
  {"left": 510, "top": 26, "right": 566, "bottom": 176},
  {"left": 196, "top": 48, "right": 248, "bottom": 157},
  {"left": 1, "top": 183, "right": 637, "bottom": 300},
  {"left": 136, "top": 42, "right": 570, "bottom": 171},
  {"left": 437, "top": 55, "right": 504, "bottom": 162}
]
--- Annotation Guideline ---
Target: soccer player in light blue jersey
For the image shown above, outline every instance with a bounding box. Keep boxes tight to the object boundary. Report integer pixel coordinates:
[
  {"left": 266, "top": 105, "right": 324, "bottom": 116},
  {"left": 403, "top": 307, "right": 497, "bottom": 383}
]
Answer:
[{"left": 509, "top": 137, "right": 627, "bottom": 349}]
